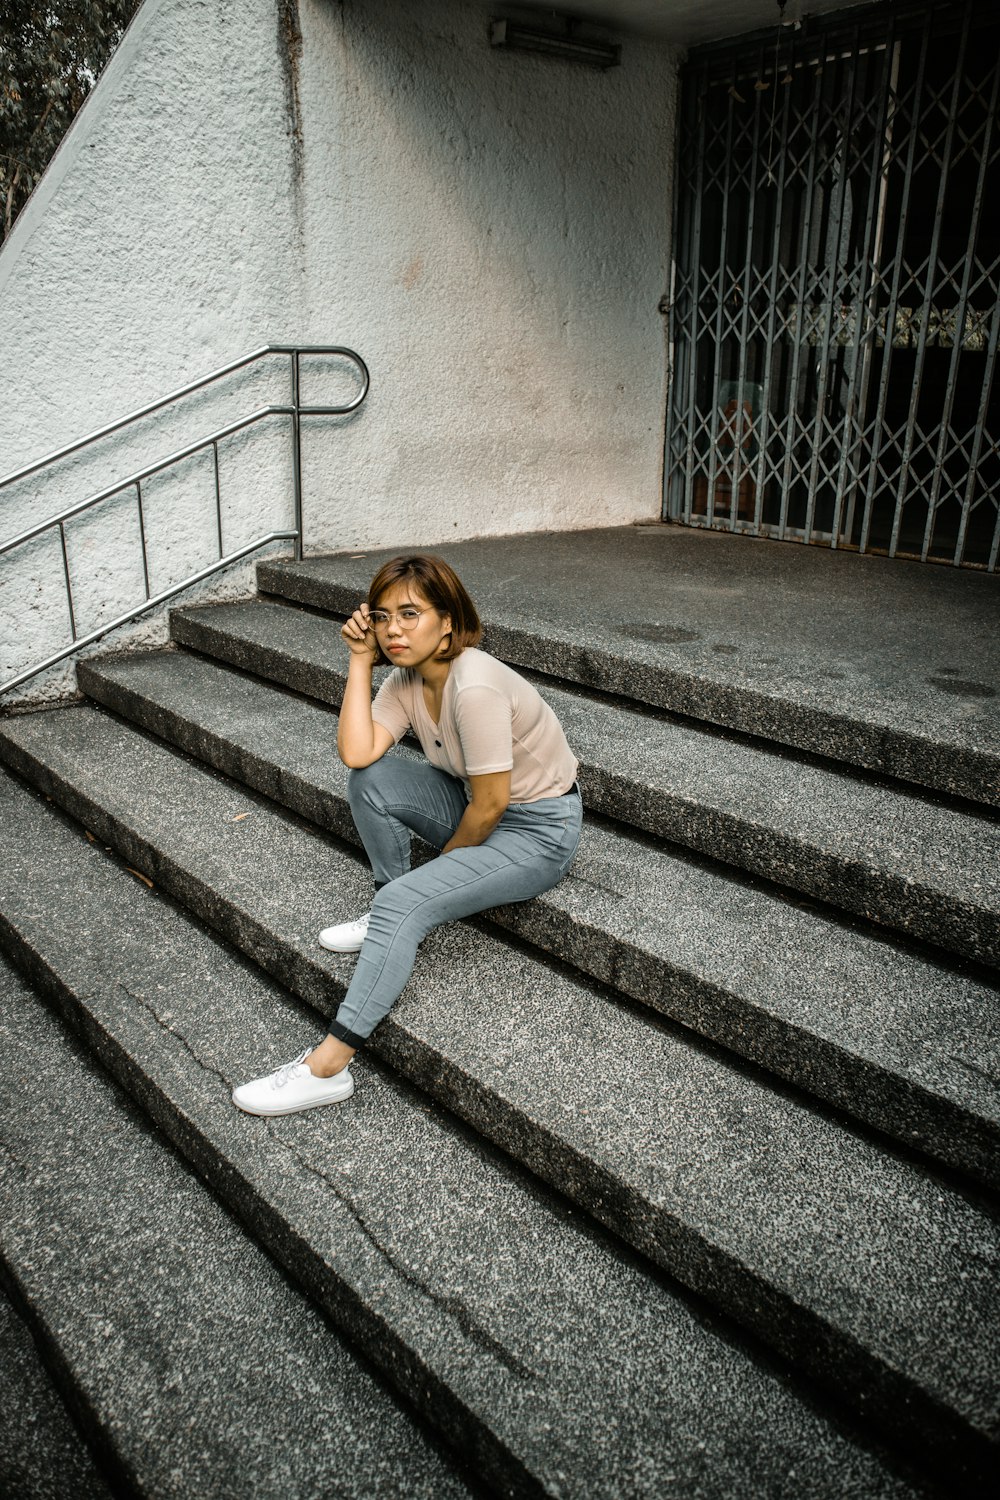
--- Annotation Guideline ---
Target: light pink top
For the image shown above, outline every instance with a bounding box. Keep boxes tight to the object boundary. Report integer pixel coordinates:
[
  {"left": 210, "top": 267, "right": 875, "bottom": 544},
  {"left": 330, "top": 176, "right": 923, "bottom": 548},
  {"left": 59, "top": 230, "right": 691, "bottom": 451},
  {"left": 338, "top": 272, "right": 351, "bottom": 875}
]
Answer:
[{"left": 371, "top": 648, "right": 578, "bottom": 803}]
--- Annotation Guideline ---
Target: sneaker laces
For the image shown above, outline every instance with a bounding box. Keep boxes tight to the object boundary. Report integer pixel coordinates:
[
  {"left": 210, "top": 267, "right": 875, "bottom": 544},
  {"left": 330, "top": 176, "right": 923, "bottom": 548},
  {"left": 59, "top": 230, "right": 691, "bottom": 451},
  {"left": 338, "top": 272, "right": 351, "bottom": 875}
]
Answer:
[{"left": 269, "top": 1050, "right": 310, "bottom": 1090}]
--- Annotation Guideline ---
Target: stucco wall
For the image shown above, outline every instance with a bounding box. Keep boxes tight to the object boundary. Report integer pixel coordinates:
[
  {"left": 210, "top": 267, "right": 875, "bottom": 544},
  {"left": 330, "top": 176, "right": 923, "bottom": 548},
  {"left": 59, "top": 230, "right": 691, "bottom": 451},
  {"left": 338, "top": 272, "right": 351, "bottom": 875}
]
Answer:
[
  {"left": 1, "top": 0, "right": 678, "bottom": 703},
  {"left": 0, "top": 0, "right": 309, "bottom": 703},
  {"left": 295, "top": 0, "right": 678, "bottom": 551}
]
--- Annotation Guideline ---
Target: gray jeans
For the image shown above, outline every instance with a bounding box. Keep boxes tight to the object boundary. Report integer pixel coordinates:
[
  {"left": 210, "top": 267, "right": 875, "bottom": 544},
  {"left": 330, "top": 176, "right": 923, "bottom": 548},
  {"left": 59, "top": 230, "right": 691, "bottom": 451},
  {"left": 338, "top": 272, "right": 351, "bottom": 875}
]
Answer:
[{"left": 329, "top": 755, "right": 582, "bottom": 1046}]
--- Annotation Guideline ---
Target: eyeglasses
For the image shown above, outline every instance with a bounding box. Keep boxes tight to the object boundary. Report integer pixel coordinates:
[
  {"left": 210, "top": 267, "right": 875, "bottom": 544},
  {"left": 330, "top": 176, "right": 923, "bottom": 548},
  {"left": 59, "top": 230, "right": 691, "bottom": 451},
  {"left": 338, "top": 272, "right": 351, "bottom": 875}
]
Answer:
[{"left": 368, "top": 605, "right": 434, "bottom": 630}]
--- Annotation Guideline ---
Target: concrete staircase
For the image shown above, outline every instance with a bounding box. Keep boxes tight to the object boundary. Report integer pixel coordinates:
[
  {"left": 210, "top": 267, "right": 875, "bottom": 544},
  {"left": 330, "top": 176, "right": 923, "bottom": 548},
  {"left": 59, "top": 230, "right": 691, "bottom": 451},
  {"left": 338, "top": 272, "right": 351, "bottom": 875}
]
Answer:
[{"left": 0, "top": 537, "right": 997, "bottom": 1497}]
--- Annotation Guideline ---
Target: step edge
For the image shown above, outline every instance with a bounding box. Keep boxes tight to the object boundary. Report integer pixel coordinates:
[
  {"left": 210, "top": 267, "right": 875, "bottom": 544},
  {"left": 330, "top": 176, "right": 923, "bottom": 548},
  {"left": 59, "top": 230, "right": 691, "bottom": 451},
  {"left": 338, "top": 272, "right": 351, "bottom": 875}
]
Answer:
[
  {"left": 75, "top": 659, "right": 1000, "bottom": 1191},
  {"left": 0, "top": 727, "right": 995, "bottom": 1476}
]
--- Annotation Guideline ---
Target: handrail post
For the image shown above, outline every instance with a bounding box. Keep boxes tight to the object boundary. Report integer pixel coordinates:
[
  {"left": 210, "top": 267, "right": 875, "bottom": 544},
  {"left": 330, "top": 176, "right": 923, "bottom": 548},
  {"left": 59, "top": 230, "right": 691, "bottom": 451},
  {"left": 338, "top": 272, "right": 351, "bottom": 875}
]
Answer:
[
  {"left": 291, "top": 350, "right": 304, "bottom": 561},
  {"left": 0, "top": 343, "right": 369, "bottom": 696},
  {"left": 59, "top": 522, "right": 77, "bottom": 642}
]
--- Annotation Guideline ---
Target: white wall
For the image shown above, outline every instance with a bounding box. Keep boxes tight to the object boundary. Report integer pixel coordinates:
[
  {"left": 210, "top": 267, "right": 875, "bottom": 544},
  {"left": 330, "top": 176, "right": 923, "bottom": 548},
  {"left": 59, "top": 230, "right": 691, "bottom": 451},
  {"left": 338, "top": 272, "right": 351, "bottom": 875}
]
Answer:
[
  {"left": 0, "top": 0, "right": 678, "bottom": 703},
  {"left": 295, "top": 0, "right": 678, "bottom": 551}
]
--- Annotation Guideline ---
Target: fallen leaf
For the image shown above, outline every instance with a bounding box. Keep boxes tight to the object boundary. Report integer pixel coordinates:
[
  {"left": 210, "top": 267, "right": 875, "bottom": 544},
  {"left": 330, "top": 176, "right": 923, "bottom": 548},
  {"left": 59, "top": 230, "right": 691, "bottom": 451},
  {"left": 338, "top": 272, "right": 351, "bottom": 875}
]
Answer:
[
  {"left": 124, "top": 867, "right": 154, "bottom": 889},
  {"left": 232, "top": 812, "right": 251, "bottom": 822}
]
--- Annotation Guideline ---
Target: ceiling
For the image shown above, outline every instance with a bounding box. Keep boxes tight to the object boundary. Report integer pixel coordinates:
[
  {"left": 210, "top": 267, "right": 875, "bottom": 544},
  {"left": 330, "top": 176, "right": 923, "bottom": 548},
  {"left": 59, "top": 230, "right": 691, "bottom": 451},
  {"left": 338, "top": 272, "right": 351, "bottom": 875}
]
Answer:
[{"left": 503, "top": 1, "right": 869, "bottom": 46}]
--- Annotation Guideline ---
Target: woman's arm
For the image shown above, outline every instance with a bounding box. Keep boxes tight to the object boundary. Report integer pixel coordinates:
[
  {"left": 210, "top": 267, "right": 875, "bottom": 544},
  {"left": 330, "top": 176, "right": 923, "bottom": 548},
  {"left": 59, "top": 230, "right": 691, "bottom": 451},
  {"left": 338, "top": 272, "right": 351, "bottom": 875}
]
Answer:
[
  {"left": 442, "top": 770, "right": 511, "bottom": 851},
  {"left": 337, "top": 605, "right": 396, "bottom": 768}
]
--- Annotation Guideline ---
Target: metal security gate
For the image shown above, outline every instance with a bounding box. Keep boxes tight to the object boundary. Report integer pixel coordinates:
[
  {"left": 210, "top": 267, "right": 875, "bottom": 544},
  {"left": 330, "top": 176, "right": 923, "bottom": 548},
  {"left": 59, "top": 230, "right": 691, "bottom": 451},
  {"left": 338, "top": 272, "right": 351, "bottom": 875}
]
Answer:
[{"left": 664, "top": 0, "right": 1000, "bottom": 569}]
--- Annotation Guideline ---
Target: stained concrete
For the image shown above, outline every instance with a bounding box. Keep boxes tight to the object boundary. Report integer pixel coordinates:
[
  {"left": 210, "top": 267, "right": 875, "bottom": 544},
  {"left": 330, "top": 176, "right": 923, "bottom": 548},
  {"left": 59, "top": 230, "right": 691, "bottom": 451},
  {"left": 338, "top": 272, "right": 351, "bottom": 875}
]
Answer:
[
  {"left": 1, "top": 710, "right": 996, "bottom": 1488},
  {"left": 0, "top": 776, "right": 928, "bottom": 1500},
  {"left": 257, "top": 525, "right": 1000, "bottom": 806},
  {"left": 0, "top": 953, "right": 470, "bottom": 1500},
  {"left": 80, "top": 645, "right": 1000, "bottom": 1188}
]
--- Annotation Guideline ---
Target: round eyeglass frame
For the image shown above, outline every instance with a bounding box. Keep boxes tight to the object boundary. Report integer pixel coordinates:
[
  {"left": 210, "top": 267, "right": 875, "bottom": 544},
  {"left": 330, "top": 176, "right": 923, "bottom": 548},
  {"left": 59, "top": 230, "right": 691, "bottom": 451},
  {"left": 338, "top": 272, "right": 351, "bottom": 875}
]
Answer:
[{"left": 368, "top": 605, "right": 435, "bottom": 631}]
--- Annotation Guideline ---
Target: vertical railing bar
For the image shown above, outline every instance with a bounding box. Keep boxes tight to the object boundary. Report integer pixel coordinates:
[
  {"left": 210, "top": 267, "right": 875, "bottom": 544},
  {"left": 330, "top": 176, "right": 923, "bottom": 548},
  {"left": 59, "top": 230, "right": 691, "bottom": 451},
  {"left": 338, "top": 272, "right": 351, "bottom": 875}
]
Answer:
[
  {"left": 2, "top": 345, "right": 371, "bottom": 697},
  {"left": 927, "top": 33, "right": 999, "bottom": 563},
  {"left": 956, "top": 290, "right": 1000, "bottom": 570},
  {"left": 918, "top": 1, "right": 978, "bottom": 563},
  {"left": 830, "top": 33, "right": 897, "bottom": 549},
  {"left": 847, "top": 33, "right": 901, "bottom": 550},
  {"left": 777, "top": 45, "right": 828, "bottom": 538},
  {"left": 668, "top": 68, "right": 701, "bottom": 521},
  {"left": 135, "top": 480, "right": 151, "bottom": 601},
  {"left": 752, "top": 33, "right": 796, "bottom": 528},
  {"left": 989, "top": 429, "right": 1000, "bottom": 571},
  {"left": 803, "top": 32, "right": 862, "bottom": 544},
  {"left": 680, "top": 67, "right": 710, "bottom": 526},
  {"left": 661, "top": 103, "right": 679, "bottom": 524},
  {"left": 212, "top": 440, "right": 224, "bottom": 559},
  {"left": 663, "top": 254, "right": 684, "bottom": 520},
  {"left": 727, "top": 40, "right": 767, "bottom": 531},
  {"left": 59, "top": 521, "right": 77, "bottom": 643},
  {"left": 860, "top": 10, "right": 933, "bottom": 555},
  {"left": 291, "top": 350, "right": 304, "bottom": 561},
  {"left": 891, "top": 2, "right": 971, "bottom": 559},
  {"left": 704, "top": 64, "right": 740, "bottom": 529}
]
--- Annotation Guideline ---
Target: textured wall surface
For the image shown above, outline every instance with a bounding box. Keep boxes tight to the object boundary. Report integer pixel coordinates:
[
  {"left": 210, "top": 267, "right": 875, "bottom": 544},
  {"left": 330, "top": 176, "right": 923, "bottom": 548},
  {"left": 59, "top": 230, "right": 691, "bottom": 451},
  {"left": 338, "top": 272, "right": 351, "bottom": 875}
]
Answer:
[
  {"left": 295, "top": 0, "right": 678, "bottom": 553},
  {"left": 1, "top": 0, "right": 678, "bottom": 702},
  {"left": 0, "top": 0, "right": 307, "bottom": 702}
]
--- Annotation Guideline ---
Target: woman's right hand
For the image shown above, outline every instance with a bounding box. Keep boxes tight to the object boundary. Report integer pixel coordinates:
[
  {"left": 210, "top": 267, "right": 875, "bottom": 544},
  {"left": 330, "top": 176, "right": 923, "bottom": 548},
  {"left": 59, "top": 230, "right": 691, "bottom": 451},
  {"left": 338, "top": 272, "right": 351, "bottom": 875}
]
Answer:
[{"left": 341, "top": 603, "right": 377, "bottom": 660}]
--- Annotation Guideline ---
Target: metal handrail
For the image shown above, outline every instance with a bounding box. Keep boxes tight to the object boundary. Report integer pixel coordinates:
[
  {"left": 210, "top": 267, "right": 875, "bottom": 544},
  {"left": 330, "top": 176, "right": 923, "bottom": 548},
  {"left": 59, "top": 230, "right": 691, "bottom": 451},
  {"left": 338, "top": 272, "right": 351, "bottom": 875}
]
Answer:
[
  {"left": 0, "top": 343, "right": 368, "bottom": 494},
  {"left": 0, "top": 344, "right": 369, "bottom": 696},
  {"left": 1, "top": 531, "right": 298, "bottom": 696}
]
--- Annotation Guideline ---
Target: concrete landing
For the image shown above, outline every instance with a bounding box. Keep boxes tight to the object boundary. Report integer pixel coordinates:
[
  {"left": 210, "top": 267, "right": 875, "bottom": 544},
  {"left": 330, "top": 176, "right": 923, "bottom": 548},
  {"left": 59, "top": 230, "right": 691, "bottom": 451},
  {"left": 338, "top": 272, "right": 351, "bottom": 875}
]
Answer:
[{"left": 261, "top": 524, "right": 1000, "bottom": 804}]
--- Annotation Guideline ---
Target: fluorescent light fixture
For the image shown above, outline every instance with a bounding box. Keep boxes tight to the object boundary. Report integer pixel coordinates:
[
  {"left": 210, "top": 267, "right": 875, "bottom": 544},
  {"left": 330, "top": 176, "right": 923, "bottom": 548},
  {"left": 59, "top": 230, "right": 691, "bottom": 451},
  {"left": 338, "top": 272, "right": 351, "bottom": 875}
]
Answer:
[{"left": 489, "top": 19, "right": 621, "bottom": 69}]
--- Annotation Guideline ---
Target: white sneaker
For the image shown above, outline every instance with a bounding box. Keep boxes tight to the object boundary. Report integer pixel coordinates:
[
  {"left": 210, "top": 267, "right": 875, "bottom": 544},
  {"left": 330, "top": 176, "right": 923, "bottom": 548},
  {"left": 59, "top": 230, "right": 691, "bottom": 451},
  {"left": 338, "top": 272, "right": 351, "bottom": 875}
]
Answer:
[
  {"left": 232, "top": 1051, "right": 355, "bottom": 1117},
  {"left": 318, "top": 913, "right": 370, "bottom": 953}
]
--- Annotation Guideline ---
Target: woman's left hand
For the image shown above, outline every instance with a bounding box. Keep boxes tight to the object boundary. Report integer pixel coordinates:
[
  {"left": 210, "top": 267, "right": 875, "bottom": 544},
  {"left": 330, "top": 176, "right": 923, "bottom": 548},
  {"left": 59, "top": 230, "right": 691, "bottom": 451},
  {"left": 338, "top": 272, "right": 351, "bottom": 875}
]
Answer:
[{"left": 342, "top": 603, "right": 378, "bottom": 659}]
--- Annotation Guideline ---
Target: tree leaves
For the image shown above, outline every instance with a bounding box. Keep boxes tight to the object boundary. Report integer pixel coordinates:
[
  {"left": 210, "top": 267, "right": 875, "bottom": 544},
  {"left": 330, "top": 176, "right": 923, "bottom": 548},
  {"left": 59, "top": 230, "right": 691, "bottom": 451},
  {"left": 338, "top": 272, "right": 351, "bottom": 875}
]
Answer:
[{"left": 0, "top": 1, "right": 140, "bottom": 240}]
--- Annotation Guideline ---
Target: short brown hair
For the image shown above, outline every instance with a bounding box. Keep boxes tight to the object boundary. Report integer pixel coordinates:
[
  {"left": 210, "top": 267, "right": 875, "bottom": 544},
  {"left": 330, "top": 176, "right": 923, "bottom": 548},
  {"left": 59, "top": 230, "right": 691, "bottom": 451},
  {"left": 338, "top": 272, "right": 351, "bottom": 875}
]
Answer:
[{"left": 367, "top": 554, "right": 482, "bottom": 665}]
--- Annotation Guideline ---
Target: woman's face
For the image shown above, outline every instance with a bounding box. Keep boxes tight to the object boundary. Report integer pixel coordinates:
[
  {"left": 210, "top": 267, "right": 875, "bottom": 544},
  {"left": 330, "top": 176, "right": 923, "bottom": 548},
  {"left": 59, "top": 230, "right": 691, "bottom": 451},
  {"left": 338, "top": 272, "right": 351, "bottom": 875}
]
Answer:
[{"left": 371, "top": 581, "right": 453, "bottom": 668}]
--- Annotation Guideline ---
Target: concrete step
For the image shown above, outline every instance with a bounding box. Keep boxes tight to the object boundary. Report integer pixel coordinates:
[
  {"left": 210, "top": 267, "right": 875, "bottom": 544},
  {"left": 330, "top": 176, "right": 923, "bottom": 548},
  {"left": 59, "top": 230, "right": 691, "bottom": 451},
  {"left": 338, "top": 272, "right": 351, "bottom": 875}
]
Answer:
[
  {"left": 253, "top": 538, "right": 1000, "bottom": 811},
  {"left": 0, "top": 1277, "right": 112, "bottom": 1500},
  {"left": 0, "top": 952, "right": 470, "bottom": 1500},
  {"left": 169, "top": 598, "right": 1000, "bottom": 968},
  {"left": 0, "top": 710, "right": 996, "bottom": 1489},
  {"left": 81, "top": 645, "right": 1000, "bottom": 1191},
  {"left": 0, "top": 775, "right": 926, "bottom": 1500}
]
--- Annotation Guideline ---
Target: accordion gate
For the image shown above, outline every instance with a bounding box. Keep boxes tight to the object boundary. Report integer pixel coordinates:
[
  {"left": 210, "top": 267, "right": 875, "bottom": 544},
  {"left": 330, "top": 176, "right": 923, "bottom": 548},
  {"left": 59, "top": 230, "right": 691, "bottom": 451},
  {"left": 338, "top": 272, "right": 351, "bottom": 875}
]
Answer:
[{"left": 665, "top": 0, "right": 1000, "bottom": 570}]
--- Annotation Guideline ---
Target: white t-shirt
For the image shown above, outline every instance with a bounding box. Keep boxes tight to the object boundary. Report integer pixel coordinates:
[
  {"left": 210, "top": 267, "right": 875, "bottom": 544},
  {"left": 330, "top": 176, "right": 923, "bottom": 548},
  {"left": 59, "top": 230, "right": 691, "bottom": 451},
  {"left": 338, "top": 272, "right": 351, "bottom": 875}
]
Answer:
[{"left": 370, "top": 648, "right": 578, "bottom": 803}]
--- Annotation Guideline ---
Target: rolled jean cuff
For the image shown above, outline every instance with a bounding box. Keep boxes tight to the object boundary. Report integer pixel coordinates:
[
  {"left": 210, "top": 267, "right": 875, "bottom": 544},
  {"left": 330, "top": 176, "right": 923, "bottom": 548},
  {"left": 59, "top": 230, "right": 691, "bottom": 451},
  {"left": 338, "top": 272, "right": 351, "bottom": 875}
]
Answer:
[{"left": 327, "top": 1017, "right": 369, "bottom": 1049}]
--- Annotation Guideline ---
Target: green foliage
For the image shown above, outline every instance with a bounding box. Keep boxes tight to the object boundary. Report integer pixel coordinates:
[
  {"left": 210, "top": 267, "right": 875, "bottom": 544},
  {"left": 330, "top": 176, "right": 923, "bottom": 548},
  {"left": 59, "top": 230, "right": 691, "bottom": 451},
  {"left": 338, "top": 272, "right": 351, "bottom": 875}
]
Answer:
[{"left": 0, "top": 0, "right": 141, "bottom": 242}]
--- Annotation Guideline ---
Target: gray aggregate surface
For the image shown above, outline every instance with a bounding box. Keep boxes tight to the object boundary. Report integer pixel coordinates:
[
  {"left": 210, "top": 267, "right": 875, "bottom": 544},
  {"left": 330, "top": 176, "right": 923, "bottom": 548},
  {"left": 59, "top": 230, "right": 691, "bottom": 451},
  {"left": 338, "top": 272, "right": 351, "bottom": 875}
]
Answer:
[
  {"left": 1, "top": 710, "right": 997, "bottom": 1484},
  {"left": 0, "top": 1237, "right": 112, "bottom": 1499},
  {"left": 257, "top": 526, "right": 1000, "bottom": 805},
  {"left": 170, "top": 598, "right": 1000, "bottom": 961},
  {"left": 0, "top": 956, "right": 468, "bottom": 1500},
  {"left": 0, "top": 773, "right": 928, "bottom": 1500},
  {"left": 80, "top": 647, "right": 1000, "bottom": 1185}
]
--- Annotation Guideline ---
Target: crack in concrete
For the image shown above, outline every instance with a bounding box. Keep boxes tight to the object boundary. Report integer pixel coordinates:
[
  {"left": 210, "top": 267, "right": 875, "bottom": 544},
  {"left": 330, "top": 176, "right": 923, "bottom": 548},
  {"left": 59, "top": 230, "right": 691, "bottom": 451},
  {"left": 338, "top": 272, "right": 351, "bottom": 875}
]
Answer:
[
  {"left": 116, "top": 983, "right": 233, "bottom": 1094},
  {"left": 269, "top": 1130, "right": 539, "bottom": 1384},
  {"left": 946, "top": 1053, "right": 1000, "bottom": 1091},
  {"left": 113, "top": 986, "right": 536, "bottom": 1380},
  {"left": 110, "top": 989, "right": 539, "bottom": 1377}
]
